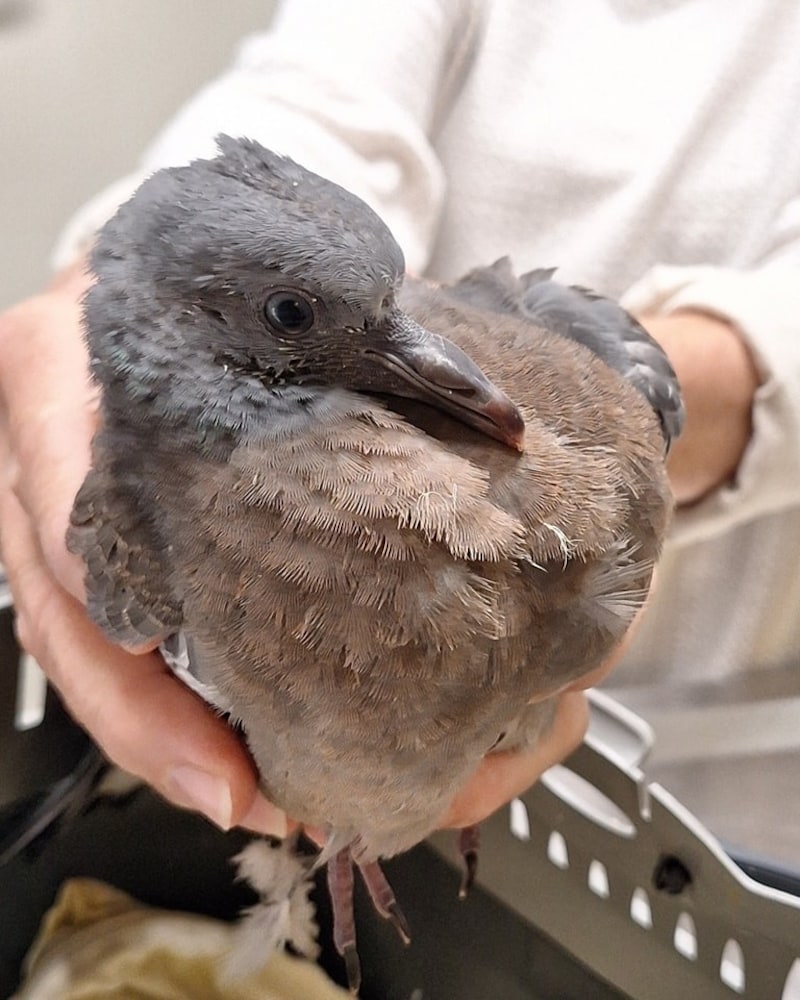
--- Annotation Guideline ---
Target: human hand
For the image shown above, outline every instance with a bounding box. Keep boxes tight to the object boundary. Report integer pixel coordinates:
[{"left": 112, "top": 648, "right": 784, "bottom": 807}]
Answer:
[
  {"left": 0, "top": 262, "right": 285, "bottom": 837},
  {"left": 640, "top": 310, "right": 759, "bottom": 506}
]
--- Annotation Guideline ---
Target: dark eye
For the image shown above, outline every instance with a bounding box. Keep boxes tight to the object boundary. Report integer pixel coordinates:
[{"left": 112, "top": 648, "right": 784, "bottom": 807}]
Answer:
[{"left": 263, "top": 291, "right": 315, "bottom": 335}]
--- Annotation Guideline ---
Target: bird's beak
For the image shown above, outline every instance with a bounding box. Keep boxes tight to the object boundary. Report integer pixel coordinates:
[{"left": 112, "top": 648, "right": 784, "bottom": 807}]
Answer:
[{"left": 359, "top": 310, "right": 525, "bottom": 451}]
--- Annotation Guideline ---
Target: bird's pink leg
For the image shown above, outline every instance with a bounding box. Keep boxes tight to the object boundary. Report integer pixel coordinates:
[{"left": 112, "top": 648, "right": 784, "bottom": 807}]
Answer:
[
  {"left": 458, "top": 824, "right": 480, "bottom": 898},
  {"left": 357, "top": 859, "right": 412, "bottom": 945},
  {"left": 327, "top": 847, "right": 361, "bottom": 994}
]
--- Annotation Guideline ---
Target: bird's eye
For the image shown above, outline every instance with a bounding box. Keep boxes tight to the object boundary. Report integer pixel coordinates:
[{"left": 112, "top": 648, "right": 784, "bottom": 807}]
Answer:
[{"left": 263, "top": 291, "right": 315, "bottom": 335}]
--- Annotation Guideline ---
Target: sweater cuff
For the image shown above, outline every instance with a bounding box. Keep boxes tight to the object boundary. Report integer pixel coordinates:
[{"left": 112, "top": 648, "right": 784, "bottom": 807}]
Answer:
[{"left": 621, "top": 264, "right": 800, "bottom": 548}]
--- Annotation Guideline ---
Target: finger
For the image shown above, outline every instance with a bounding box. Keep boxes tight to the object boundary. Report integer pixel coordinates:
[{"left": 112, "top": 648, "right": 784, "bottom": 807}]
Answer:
[
  {"left": 439, "top": 691, "right": 589, "bottom": 829},
  {"left": 0, "top": 273, "right": 97, "bottom": 598},
  {"left": 0, "top": 488, "right": 286, "bottom": 837}
]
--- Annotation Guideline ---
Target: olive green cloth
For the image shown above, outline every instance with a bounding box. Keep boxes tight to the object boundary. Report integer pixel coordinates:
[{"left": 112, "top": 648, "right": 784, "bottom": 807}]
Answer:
[{"left": 13, "top": 878, "right": 350, "bottom": 999}]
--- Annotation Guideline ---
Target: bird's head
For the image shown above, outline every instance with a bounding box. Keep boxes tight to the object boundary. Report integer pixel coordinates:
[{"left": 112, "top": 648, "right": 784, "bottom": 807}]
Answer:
[{"left": 85, "top": 136, "right": 523, "bottom": 449}]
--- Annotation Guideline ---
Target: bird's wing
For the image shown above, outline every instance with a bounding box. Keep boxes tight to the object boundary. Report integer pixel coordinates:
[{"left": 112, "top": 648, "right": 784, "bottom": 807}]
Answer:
[
  {"left": 397, "top": 273, "right": 672, "bottom": 681},
  {"left": 68, "top": 457, "right": 182, "bottom": 648},
  {"left": 444, "top": 257, "right": 686, "bottom": 449}
]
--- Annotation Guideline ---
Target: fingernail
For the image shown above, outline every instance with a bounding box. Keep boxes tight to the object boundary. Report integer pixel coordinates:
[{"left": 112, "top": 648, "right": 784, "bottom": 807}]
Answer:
[
  {"left": 240, "top": 794, "right": 288, "bottom": 839},
  {"left": 167, "top": 765, "right": 233, "bottom": 830}
]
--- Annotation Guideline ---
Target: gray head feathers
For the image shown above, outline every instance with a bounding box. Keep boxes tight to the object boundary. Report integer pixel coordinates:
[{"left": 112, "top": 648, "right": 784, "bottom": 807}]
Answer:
[{"left": 92, "top": 135, "right": 404, "bottom": 315}]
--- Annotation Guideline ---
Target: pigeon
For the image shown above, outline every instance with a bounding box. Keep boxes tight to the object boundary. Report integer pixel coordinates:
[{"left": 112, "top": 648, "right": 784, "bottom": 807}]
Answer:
[{"left": 68, "top": 136, "right": 682, "bottom": 992}]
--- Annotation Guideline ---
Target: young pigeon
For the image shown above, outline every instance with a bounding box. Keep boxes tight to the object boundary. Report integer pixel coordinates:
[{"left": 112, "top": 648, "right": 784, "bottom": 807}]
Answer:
[{"left": 69, "top": 136, "right": 682, "bottom": 991}]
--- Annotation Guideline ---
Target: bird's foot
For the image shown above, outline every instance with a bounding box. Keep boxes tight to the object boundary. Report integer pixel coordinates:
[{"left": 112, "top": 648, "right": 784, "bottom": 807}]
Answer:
[
  {"left": 358, "top": 858, "right": 412, "bottom": 945},
  {"left": 327, "top": 847, "right": 413, "bottom": 994},
  {"left": 328, "top": 847, "right": 361, "bottom": 994},
  {"left": 458, "top": 824, "right": 480, "bottom": 898}
]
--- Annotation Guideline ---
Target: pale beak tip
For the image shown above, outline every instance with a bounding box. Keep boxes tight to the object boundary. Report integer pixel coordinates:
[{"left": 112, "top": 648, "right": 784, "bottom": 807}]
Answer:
[{"left": 486, "top": 398, "right": 526, "bottom": 452}]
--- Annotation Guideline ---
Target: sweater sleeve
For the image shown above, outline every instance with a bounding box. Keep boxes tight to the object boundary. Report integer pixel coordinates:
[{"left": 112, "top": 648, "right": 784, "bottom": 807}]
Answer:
[
  {"left": 621, "top": 241, "right": 800, "bottom": 547},
  {"left": 54, "top": 0, "right": 483, "bottom": 273}
]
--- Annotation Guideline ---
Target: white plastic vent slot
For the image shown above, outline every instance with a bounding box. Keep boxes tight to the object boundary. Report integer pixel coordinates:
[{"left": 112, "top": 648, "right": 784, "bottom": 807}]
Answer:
[
  {"left": 509, "top": 797, "right": 531, "bottom": 842},
  {"left": 588, "top": 859, "right": 610, "bottom": 899},
  {"left": 673, "top": 911, "right": 698, "bottom": 961},
  {"left": 547, "top": 830, "right": 569, "bottom": 870},
  {"left": 629, "top": 887, "right": 653, "bottom": 929},
  {"left": 14, "top": 651, "right": 47, "bottom": 731},
  {"left": 541, "top": 763, "right": 636, "bottom": 837},
  {"left": 719, "top": 938, "right": 745, "bottom": 994},
  {"left": 782, "top": 958, "right": 800, "bottom": 1000}
]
